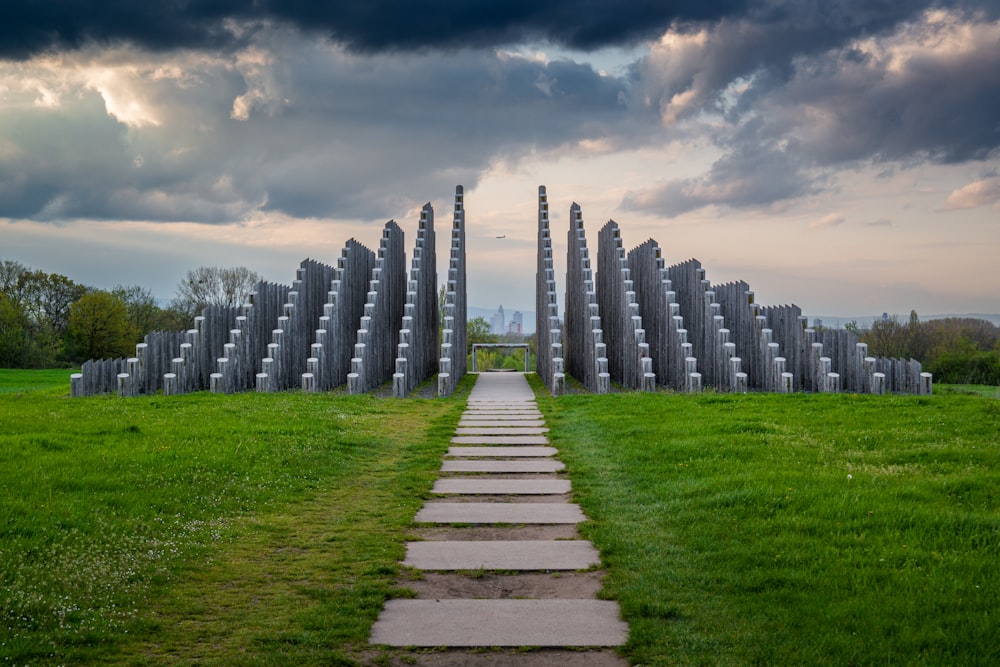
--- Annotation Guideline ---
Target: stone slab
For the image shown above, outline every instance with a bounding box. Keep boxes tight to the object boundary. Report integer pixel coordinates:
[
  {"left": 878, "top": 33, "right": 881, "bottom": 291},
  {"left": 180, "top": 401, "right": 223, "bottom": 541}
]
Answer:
[
  {"left": 447, "top": 446, "right": 558, "bottom": 458},
  {"left": 415, "top": 502, "right": 586, "bottom": 524},
  {"left": 452, "top": 436, "right": 550, "bottom": 445},
  {"left": 432, "top": 478, "right": 571, "bottom": 495},
  {"left": 442, "top": 460, "right": 565, "bottom": 473},
  {"left": 369, "top": 599, "right": 628, "bottom": 647},
  {"left": 458, "top": 420, "right": 546, "bottom": 427},
  {"left": 455, "top": 427, "right": 549, "bottom": 435},
  {"left": 404, "top": 540, "right": 600, "bottom": 570}
]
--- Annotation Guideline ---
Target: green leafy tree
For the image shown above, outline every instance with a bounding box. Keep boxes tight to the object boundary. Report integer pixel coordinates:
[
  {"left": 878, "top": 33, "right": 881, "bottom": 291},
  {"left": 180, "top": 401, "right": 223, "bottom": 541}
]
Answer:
[
  {"left": 1, "top": 262, "right": 86, "bottom": 366},
  {"left": 112, "top": 284, "right": 160, "bottom": 342},
  {"left": 0, "top": 293, "right": 30, "bottom": 367},
  {"left": 467, "top": 316, "right": 497, "bottom": 352},
  {"left": 68, "top": 291, "right": 133, "bottom": 361}
]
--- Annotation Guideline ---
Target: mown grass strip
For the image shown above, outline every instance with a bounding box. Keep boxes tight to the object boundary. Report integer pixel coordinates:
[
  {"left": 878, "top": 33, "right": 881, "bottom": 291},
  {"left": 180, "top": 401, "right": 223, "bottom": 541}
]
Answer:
[
  {"left": 1, "top": 373, "right": 469, "bottom": 665},
  {"left": 532, "top": 380, "right": 1000, "bottom": 666}
]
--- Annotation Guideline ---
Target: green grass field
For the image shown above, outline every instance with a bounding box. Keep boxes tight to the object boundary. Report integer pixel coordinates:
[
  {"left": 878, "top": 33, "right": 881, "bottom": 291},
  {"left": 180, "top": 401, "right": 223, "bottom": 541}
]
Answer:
[
  {"left": 534, "top": 382, "right": 1000, "bottom": 666},
  {"left": 0, "top": 369, "right": 465, "bottom": 665},
  {"left": 2, "top": 370, "right": 998, "bottom": 665}
]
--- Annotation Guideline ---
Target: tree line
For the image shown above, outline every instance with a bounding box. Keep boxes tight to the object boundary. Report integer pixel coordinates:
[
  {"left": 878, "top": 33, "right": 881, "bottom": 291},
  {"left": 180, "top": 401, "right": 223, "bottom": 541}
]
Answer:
[
  {"left": 856, "top": 311, "right": 1000, "bottom": 385},
  {"left": 0, "top": 260, "right": 258, "bottom": 368}
]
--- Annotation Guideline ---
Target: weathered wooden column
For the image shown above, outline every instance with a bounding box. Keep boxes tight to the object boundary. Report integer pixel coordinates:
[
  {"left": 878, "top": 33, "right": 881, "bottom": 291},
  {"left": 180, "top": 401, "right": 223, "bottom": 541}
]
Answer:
[
  {"left": 535, "top": 185, "right": 564, "bottom": 395},
  {"left": 597, "top": 220, "right": 650, "bottom": 389},
  {"left": 163, "top": 372, "right": 179, "bottom": 396},
  {"left": 393, "top": 203, "right": 437, "bottom": 397},
  {"left": 439, "top": 186, "right": 467, "bottom": 397},
  {"left": 350, "top": 220, "right": 405, "bottom": 394},
  {"left": 564, "top": 203, "right": 605, "bottom": 392}
]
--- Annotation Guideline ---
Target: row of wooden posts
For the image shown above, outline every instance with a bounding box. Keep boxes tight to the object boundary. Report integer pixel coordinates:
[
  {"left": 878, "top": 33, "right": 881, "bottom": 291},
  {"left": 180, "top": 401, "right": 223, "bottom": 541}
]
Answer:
[
  {"left": 533, "top": 186, "right": 930, "bottom": 395},
  {"left": 73, "top": 184, "right": 929, "bottom": 398},
  {"left": 73, "top": 188, "right": 467, "bottom": 398}
]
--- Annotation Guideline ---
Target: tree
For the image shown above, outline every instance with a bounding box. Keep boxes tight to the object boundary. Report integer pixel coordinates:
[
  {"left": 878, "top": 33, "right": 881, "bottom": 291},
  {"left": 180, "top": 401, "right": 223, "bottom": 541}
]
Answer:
[
  {"left": 111, "top": 285, "right": 169, "bottom": 343},
  {"left": 0, "top": 263, "right": 86, "bottom": 367},
  {"left": 467, "top": 316, "right": 497, "bottom": 352},
  {"left": 68, "top": 291, "right": 133, "bottom": 361},
  {"left": 171, "top": 266, "right": 260, "bottom": 318},
  {"left": 862, "top": 316, "right": 911, "bottom": 359},
  {"left": 438, "top": 283, "right": 448, "bottom": 330},
  {"left": 0, "top": 293, "right": 29, "bottom": 367},
  {"left": 0, "top": 259, "right": 27, "bottom": 295}
]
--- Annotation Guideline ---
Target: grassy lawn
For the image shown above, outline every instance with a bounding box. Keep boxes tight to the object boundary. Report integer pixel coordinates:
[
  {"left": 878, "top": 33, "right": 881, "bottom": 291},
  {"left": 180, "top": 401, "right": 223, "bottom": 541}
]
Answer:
[
  {"left": 935, "top": 383, "right": 1000, "bottom": 399},
  {"left": 3, "top": 369, "right": 998, "bottom": 665},
  {"left": 0, "top": 370, "right": 466, "bottom": 665},
  {"left": 533, "top": 382, "right": 999, "bottom": 665}
]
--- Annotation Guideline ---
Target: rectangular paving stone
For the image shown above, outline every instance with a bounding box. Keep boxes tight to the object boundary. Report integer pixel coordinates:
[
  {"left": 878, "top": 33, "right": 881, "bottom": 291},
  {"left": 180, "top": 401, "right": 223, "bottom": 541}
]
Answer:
[
  {"left": 458, "top": 420, "right": 546, "bottom": 427},
  {"left": 415, "top": 502, "right": 586, "bottom": 524},
  {"left": 455, "top": 427, "right": 549, "bottom": 436},
  {"left": 404, "top": 540, "right": 600, "bottom": 570},
  {"left": 465, "top": 406, "right": 540, "bottom": 411},
  {"left": 467, "top": 401, "right": 537, "bottom": 407},
  {"left": 442, "top": 460, "right": 565, "bottom": 473},
  {"left": 463, "top": 414, "right": 543, "bottom": 420},
  {"left": 452, "top": 436, "right": 550, "bottom": 445},
  {"left": 369, "top": 599, "right": 628, "bottom": 647},
  {"left": 432, "top": 478, "right": 571, "bottom": 495},
  {"left": 447, "top": 446, "right": 558, "bottom": 458}
]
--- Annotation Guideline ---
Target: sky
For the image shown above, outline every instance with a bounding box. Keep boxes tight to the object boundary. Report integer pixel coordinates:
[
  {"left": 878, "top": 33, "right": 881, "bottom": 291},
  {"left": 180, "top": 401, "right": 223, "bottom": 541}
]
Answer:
[{"left": 2, "top": 0, "right": 999, "bottom": 329}]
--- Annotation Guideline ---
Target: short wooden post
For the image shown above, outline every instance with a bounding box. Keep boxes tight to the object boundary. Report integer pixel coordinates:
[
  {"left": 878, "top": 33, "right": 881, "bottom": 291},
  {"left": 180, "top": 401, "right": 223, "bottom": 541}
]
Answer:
[
  {"left": 117, "top": 373, "right": 130, "bottom": 398},
  {"left": 163, "top": 373, "right": 178, "bottom": 396}
]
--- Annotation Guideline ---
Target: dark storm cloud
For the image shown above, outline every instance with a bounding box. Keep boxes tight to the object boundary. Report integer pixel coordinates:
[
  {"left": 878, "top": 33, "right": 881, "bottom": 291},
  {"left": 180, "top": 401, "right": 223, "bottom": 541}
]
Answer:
[
  {"left": 0, "top": 37, "right": 637, "bottom": 223},
  {"left": 5, "top": 1, "right": 995, "bottom": 60},
  {"left": 624, "top": 4, "right": 1000, "bottom": 216},
  {"left": 2, "top": 1, "right": 740, "bottom": 59}
]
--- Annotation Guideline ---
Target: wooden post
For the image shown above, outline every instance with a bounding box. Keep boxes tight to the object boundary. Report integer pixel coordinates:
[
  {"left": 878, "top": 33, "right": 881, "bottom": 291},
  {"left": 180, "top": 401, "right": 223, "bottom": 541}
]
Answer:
[
  {"left": 164, "top": 372, "right": 178, "bottom": 396},
  {"left": 117, "top": 373, "right": 130, "bottom": 398},
  {"left": 873, "top": 372, "right": 886, "bottom": 395}
]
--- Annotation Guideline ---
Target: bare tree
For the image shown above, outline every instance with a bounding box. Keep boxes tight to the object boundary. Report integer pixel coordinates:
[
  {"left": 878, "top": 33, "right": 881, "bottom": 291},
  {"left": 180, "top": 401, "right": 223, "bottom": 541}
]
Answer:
[{"left": 171, "top": 266, "right": 260, "bottom": 318}]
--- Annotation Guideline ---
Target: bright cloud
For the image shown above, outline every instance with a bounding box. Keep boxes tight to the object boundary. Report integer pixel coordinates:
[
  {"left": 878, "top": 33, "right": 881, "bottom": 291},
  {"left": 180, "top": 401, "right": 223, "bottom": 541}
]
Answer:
[{"left": 945, "top": 177, "right": 1000, "bottom": 209}]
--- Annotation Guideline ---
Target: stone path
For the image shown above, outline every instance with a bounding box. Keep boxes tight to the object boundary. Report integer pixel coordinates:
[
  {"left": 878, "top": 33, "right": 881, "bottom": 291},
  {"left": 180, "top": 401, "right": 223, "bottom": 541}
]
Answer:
[{"left": 370, "top": 373, "right": 628, "bottom": 663}]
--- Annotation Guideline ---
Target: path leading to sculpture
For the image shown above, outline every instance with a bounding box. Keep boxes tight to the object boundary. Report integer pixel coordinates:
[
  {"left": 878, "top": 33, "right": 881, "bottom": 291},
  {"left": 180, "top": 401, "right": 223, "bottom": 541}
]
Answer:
[{"left": 370, "top": 372, "right": 628, "bottom": 664}]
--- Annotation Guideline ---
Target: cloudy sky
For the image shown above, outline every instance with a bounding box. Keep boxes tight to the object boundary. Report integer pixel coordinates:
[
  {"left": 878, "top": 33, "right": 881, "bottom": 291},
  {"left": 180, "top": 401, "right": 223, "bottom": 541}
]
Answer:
[{"left": 2, "top": 0, "right": 999, "bottom": 327}]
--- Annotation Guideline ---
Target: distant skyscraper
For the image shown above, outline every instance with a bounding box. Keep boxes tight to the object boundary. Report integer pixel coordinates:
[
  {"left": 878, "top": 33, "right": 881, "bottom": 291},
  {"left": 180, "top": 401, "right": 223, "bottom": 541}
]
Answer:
[
  {"left": 491, "top": 304, "right": 505, "bottom": 334},
  {"left": 510, "top": 311, "right": 523, "bottom": 334}
]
